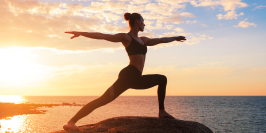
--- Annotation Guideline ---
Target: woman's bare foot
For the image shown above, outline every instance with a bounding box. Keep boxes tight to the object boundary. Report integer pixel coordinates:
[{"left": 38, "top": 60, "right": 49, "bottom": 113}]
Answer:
[
  {"left": 63, "top": 121, "right": 79, "bottom": 131},
  {"left": 159, "top": 110, "right": 175, "bottom": 119}
]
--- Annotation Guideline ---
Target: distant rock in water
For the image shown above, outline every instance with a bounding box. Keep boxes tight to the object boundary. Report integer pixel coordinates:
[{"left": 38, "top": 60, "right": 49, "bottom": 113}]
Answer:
[{"left": 51, "top": 116, "right": 213, "bottom": 133}]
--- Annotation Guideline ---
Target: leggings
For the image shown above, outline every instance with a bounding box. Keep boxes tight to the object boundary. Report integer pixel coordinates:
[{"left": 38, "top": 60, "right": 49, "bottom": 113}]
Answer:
[{"left": 70, "top": 65, "right": 167, "bottom": 123}]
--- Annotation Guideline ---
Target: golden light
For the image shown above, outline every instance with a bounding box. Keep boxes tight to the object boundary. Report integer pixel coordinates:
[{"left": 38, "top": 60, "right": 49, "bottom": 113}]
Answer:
[
  {"left": 0, "top": 47, "right": 50, "bottom": 87},
  {"left": 0, "top": 95, "right": 25, "bottom": 104},
  {"left": 0, "top": 115, "right": 27, "bottom": 133}
]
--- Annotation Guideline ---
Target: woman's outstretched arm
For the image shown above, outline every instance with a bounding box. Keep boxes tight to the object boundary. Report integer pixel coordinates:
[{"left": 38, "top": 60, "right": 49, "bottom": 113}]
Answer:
[
  {"left": 142, "top": 36, "right": 186, "bottom": 46},
  {"left": 65, "top": 31, "right": 126, "bottom": 43}
]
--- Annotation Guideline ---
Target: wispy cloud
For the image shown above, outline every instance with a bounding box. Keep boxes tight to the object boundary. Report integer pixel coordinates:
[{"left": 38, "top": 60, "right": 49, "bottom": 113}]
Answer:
[
  {"left": 186, "top": 20, "right": 197, "bottom": 24},
  {"left": 253, "top": 5, "right": 266, "bottom": 10}
]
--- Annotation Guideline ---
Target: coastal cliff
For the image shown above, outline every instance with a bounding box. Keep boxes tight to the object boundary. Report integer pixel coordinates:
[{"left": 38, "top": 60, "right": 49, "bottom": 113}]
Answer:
[{"left": 51, "top": 116, "right": 213, "bottom": 133}]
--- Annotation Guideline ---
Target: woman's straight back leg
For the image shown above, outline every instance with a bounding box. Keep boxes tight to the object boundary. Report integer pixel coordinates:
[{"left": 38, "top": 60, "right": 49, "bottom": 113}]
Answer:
[{"left": 69, "top": 77, "right": 130, "bottom": 123}]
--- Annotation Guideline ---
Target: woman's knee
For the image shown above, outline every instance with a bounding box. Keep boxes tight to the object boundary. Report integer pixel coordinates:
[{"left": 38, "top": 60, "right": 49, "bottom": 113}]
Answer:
[
  {"left": 151, "top": 74, "right": 167, "bottom": 85},
  {"left": 158, "top": 74, "right": 167, "bottom": 84}
]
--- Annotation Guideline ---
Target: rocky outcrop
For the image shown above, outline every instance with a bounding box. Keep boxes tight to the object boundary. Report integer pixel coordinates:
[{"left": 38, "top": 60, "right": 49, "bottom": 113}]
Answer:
[
  {"left": 0, "top": 103, "right": 50, "bottom": 119},
  {"left": 51, "top": 116, "right": 213, "bottom": 133},
  {"left": 0, "top": 102, "right": 83, "bottom": 120}
]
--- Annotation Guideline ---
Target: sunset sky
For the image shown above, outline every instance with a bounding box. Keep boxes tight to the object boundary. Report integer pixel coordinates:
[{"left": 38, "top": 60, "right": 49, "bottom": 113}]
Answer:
[{"left": 0, "top": 0, "right": 265, "bottom": 96}]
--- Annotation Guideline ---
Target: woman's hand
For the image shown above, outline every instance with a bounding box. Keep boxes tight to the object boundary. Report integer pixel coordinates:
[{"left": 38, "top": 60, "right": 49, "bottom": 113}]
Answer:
[
  {"left": 176, "top": 36, "right": 186, "bottom": 42},
  {"left": 65, "top": 31, "right": 82, "bottom": 39}
]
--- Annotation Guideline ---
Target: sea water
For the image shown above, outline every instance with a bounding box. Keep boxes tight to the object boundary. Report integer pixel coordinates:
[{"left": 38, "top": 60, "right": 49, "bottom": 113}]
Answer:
[{"left": 0, "top": 96, "right": 265, "bottom": 133}]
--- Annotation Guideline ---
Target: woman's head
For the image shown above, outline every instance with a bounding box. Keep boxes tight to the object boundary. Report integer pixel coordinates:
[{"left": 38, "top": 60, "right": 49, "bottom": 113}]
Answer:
[{"left": 124, "top": 12, "right": 145, "bottom": 31}]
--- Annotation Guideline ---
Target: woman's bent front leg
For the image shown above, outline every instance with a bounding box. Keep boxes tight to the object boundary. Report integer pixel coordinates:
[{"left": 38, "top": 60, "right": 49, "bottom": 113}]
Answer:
[
  {"left": 132, "top": 74, "right": 167, "bottom": 110},
  {"left": 132, "top": 74, "right": 175, "bottom": 119}
]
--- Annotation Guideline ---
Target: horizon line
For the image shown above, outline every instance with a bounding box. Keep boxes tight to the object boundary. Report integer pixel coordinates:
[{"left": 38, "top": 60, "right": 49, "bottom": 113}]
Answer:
[{"left": 16, "top": 95, "right": 266, "bottom": 97}]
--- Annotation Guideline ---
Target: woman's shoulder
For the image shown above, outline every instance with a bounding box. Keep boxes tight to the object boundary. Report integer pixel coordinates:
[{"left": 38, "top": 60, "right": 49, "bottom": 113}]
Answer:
[
  {"left": 140, "top": 36, "right": 149, "bottom": 44},
  {"left": 116, "top": 33, "right": 131, "bottom": 39},
  {"left": 117, "top": 33, "right": 132, "bottom": 47}
]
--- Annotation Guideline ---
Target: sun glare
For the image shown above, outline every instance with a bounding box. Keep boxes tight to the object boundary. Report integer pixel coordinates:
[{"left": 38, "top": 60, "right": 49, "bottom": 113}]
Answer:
[
  {"left": 0, "top": 95, "right": 25, "bottom": 104},
  {"left": 0, "top": 47, "right": 49, "bottom": 87}
]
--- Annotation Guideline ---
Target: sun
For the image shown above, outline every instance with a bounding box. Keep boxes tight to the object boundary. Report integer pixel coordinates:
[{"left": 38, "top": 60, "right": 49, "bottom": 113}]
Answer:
[
  {"left": 0, "top": 47, "right": 49, "bottom": 87},
  {"left": 0, "top": 95, "right": 25, "bottom": 104}
]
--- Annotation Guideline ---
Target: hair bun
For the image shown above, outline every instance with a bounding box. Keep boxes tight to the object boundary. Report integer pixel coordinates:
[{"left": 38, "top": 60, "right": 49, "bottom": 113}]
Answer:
[{"left": 124, "top": 13, "right": 131, "bottom": 21}]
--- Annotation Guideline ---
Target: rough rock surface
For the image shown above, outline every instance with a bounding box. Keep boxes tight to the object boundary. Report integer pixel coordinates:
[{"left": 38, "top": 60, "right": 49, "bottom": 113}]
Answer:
[{"left": 51, "top": 116, "right": 213, "bottom": 133}]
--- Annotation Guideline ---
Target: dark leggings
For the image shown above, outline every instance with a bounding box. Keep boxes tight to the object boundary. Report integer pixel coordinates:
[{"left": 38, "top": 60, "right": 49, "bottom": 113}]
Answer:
[{"left": 70, "top": 65, "right": 167, "bottom": 123}]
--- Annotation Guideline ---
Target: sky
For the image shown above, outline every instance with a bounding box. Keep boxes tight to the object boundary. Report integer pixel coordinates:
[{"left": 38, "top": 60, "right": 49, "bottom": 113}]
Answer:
[{"left": 0, "top": 0, "right": 265, "bottom": 96}]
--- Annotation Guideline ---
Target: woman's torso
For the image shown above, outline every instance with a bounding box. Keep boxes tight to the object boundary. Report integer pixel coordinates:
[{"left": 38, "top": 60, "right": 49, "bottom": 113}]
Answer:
[{"left": 122, "top": 33, "right": 147, "bottom": 72}]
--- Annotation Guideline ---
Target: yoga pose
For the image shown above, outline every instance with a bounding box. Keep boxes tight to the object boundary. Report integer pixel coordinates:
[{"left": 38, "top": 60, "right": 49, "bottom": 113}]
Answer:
[{"left": 63, "top": 12, "right": 186, "bottom": 131}]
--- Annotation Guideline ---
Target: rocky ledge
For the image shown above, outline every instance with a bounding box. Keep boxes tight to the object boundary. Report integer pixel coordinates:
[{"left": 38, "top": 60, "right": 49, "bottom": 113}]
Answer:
[{"left": 51, "top": 116, "right": 213, "bottom": 133}]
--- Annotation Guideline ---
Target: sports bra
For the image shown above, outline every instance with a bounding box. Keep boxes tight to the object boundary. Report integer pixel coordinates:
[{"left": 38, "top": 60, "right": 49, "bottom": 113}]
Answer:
[{"left": 126, "top": 33, "right": 147, "bottom": 55}]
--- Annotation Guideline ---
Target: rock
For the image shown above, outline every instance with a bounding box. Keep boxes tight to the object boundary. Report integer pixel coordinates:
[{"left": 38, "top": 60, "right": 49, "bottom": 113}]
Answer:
[{"left": 51, "top": 116, "right": 213, "bottom": 133}]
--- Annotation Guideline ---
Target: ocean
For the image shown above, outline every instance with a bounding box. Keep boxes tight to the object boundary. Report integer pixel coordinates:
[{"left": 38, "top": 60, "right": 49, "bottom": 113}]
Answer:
[{"left": 0, "top": 96, "right": 265, "bottom": 133}]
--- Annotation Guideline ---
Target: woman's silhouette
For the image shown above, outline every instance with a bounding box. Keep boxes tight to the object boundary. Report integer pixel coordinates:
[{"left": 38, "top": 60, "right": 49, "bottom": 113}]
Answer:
[{"left": 63, "top": 12, "right": 186, "bottom": 131}]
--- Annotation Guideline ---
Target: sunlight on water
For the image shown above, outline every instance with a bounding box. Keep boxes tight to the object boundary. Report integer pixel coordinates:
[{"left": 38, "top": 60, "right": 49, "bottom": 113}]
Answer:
[
  {"left": 0, "top": 115, "right": 28, "bottom": 133},
  {"left": 0, "top": 96, "right": 265, "bottom": 132},
  {"left": 0, "top": 95, "right": 25, "bottom": 104}
]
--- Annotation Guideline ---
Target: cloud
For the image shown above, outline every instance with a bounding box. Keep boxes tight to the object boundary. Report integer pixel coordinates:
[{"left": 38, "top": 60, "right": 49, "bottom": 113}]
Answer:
[
  {"left": 142, "top": 12, "right": 193, "bottom": 30},
  {"left": 158, "top": 32, "right": 213, "bottom": 45},
  {"left": 159, "top": 31, "right": 214, "bottom": 46},
  {"left": 217, "top": 11, "right": 244, "bottom": 20},
  {"left": 219, "top": 0, "right": 248, "bottom": 11},
  {"left": 190, "top": 0, "right": 248, "bottom": 11},
  {"left": 154, "top": 0, "right": 188, "bottom": 9},
  {"left": 143, "top": 20, "right": 154, "bottom": 29},
  {"left": 185, "top": 35, "right": 207, "bottom": 45},
  {"left": 88, "top": 2, "right": 128, "bottom": 14},
  {"left": 174, "top": 28, "right": 184, "bottom": 32},
  {"left": 180, "top": 12, "right": 195, "bottom": 18},
  {"left": 160, "top": 32, "right": 191, "bottom": 37},
  {"left": 156, "top": 31, "right": 214, "bottom": 47},
  {"left": 253, "top": 5, "right": 266, "bottom": 10},
  {"left": 144, "top": 20, "right": 175, "bottom": 31},
  {"left": 145, "top": 3, "right": 178, "bottom": 16},
  {"left": 234, "top": 19, "right": 257, "bottom": 28},
  {"left": 127, "top": 4, "right": 145, "bottom": 12},
  {"left": 162, "top": 13, "right": 183, "bottom": 24},
  {"left": 0, "top": 0, "right": 135, "bottom": 50},
  {"left": 186, "top": 20, "right": 197, "bottom": 24},
  {"left": 190, "top": 0, "right": 219, "bottom": 8},
  {"left": 130, "top": 0, "right": 151, "bottom": 5},
  {"left": 164, "top": 25, "right": 174, "bottom": 30},
  {"left": 1, "top": 0, "right": 243, "bottom": 51},
  {"left": 139, "top": 32, "right": 156, "bottom": 38},
  {"left": 100, "top": 24, "right": 129, "bottom": 33},
  {"left": 101, "top": 13, "right": 122, "bottom": 22},
  {"left": 142, "top": 12, "right": 165, "bottom": 20}
]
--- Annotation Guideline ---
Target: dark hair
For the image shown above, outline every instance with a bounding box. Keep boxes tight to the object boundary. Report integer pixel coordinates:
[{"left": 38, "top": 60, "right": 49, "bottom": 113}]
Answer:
[{"left": 124, "top": 12, "right": 142, "bottom": 28}]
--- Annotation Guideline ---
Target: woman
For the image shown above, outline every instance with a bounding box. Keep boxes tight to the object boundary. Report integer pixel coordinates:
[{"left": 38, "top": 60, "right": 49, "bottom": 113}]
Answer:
[{"left": 63, "top": 12, "right": 186, "bottom": 131}]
